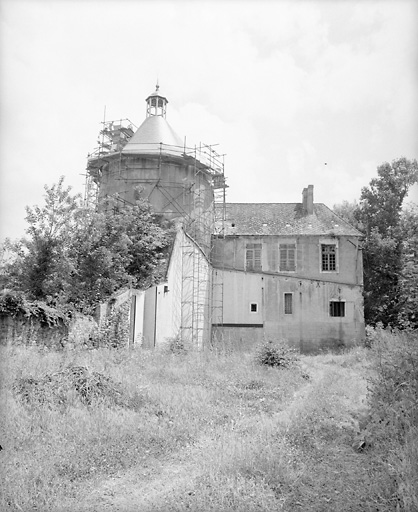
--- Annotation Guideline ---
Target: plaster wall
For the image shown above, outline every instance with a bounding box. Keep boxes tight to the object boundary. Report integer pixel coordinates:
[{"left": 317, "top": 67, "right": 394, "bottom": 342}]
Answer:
[
  {"left": 213, "top": 269, "right": 365, "bottom": 353},
  {"left": 212, "top": 235, "right": 363, "bottom": 285},
  {"left": 153, "top": 229, "right": 183, "bottom": 347},
  {"left": 134, "top": 228, "right": 211, "bottom": 349}
]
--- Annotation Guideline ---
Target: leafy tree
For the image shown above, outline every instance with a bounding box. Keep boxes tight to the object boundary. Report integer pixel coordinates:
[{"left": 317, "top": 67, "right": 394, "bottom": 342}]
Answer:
[
  {"left": 332, "top": 200, "right": 362, "bottom": 230},
  {"left": 3, "top": 177, "right": 80, "bottom": 301},
  {"left": 334, "top": 157, "right": 418, "bottom": 327},
  {"left": 66, "top": 196, "right": 174, "bottom": 313},
  {"left": 1, "top": 179, "right": 174, "bottom": 315},
  {"left": 357, "top": 158, "right": 417, "bottom": 238},
  {"left": 398, "top": 204, "right": 418, "bottom": 328}
]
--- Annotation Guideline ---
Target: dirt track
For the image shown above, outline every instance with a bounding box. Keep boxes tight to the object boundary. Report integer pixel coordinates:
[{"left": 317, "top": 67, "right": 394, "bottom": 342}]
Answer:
[{"left": 61, "top": 356, "right": 379, "bottom": 512}]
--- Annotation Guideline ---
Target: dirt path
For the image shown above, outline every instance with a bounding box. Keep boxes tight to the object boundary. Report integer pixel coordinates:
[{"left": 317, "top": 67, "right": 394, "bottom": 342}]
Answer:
[{"left": 62, "top": 356, "right": 372, "bottom": 512}]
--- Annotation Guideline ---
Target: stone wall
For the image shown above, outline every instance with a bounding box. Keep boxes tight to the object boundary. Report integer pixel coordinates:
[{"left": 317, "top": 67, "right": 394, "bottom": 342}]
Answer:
[
  {"left": 0, "top": 313, "right": 97, "bottom": 349},
  {"left": 0, "top": 314, "right": 68, "bottom": 349}
]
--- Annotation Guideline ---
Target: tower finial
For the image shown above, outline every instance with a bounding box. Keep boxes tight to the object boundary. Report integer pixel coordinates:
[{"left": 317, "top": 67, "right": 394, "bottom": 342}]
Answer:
[{"left": 156, "top": 79, "right": 159, "bottom": 92}]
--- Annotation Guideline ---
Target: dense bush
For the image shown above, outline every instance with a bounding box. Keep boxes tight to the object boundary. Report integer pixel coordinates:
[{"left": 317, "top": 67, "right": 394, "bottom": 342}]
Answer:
[
  {"left": 88, "top": 306, "right": 130, "bottom": 349},
  {"left": 0, "top": 290, "right": 71, "bottom": 327},
  {"left": 254, "top": 338, "right": 299, "bottom": 368}
]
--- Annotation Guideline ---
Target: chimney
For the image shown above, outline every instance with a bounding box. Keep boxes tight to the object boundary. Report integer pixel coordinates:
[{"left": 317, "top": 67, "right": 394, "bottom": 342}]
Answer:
[{"left": 302, "top": 184, "right": 314, "bottom": 215}]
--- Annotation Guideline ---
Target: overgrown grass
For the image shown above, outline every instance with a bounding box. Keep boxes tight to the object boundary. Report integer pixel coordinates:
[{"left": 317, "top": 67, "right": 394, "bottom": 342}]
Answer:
[
  {"left": 0, "top": 345, "right": 306, "bottom": 511},
  {"left": 0, "top": 333, "right": 416, "bottom": 511}
]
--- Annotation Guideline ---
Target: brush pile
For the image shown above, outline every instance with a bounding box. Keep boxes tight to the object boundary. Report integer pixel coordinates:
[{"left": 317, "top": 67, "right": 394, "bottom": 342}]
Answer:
[{"left": 13, "top": 365, "right": 140, "bottom": 409}]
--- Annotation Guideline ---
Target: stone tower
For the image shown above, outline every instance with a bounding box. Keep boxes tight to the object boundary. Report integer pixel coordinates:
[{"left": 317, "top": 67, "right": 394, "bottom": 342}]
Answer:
[{"left": 86, "top": 84, "right": 224, "bottom": 253}]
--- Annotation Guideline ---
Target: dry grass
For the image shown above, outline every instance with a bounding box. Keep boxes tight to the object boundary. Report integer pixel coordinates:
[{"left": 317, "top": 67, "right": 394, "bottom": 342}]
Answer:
[{"left": 0, "top": 338, "right": 416, "bottom": 511}]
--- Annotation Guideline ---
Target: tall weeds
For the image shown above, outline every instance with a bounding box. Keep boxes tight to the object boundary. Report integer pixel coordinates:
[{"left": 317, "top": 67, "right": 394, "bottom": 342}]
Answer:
[{"left": 367, "top": 326, "right": 418, "bottom": 511}]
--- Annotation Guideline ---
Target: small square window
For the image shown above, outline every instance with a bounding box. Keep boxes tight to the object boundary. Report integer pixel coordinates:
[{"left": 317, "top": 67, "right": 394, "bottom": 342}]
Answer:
[
  {"left": 284, "top": 293, "right": 293, "bottom": 314},
  {"left": 330, "top": 301, "right": 345, "bottom": 317},
  {"left": 250, "top": 303, "right": 258, "bottom": 313}
]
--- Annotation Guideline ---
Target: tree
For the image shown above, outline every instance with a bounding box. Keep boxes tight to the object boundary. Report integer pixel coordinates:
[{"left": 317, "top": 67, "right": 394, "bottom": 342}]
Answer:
[
  {"left": 2, "top": 179, "right": 175, "bottom": 314},
  {"left": 66, "top": 196, "right": 174, "bottom": 313},
  {"left": 358, "top": 158, "right": 417, "bottom": 327},
  {"left": 357, "top": 158, "right": 417, "bottom": 238},
  {"left": 332, "top": 200, "right": 362, "bottom": 230},
  {"left": 398, "top": 204, "right": 418, "bottom": 328},
  {"left": 3, "top": 177, "right": 80, "bottom": 301},
  {"left": 334, "top": 158, "right": 418, "bottom": 327}
]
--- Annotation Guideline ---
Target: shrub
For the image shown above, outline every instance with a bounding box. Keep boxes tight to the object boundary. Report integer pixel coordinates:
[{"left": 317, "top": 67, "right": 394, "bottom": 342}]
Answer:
[
  {"left": 165, "top": 334, "right": 187, "bottom": 355},
  {"left": 254, "top": 338, "right": 299, "bottom": 368},
  {"left": 89, "top": 306, "right": 130, "bottom": 349}
]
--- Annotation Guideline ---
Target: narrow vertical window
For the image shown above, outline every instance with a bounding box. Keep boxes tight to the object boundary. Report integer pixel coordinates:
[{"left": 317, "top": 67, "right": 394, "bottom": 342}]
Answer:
[
  {"left": 246, "top": 243, "right": 262, "bottom": 271},
  {"left": 279, "top": 244, "right": 296, "bottom": 271},
  {"left": 330, "top": 301, "right": 345, "bottom": 317},
  {"left": 250, "top": 303, "right": 258, "bottom": 313},
  {"left": 284, "top": 293, "right": 293, "bottom": 314},
  {"left": 321, "top": 244, "right": 337, "bottom": 271}
]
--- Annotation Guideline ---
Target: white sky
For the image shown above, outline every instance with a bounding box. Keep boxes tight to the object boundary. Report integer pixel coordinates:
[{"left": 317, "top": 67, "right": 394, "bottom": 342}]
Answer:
[{"left": 1, "top": 0, "right": 417, "bottom": 240}]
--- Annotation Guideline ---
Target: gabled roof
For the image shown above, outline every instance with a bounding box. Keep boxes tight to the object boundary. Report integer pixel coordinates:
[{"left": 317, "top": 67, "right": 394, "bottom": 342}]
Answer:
[
  {"left": 122, "top": 115, "right": 184, "bottom": 156},
  {"left": 221, "top": 203, "right": 363, "bottom": 237}
]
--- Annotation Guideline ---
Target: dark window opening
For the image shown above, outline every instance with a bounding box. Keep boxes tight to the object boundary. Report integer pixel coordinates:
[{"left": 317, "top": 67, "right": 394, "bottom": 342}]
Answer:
[
  {"left": 330, "top": 301, "right": 345, "bottom": 317},
  {"left": 284, "top": 293, "right": 293, "bottom": 314},
  {"left": 280, "top": 244, "right": 296, "bottom": 271},
  {"left": 322, "top": 244, "right": 337, "bottom": 271},
  {"left": 246, "top": 243, "right": 262, "bottom": 271},
  {"left": 250, "top": 303, "right": 258, "bottom": 313}
]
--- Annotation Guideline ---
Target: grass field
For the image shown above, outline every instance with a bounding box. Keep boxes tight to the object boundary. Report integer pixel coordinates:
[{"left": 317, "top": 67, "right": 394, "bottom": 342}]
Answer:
[{"left": 0, "top": 330, "right": 416, "bottom": 511}]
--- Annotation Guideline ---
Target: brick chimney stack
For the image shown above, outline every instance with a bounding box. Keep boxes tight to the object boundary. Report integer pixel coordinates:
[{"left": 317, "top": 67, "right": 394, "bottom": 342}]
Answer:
[{"left": 302, "top": 184, "right": 314, "bottom": 215}]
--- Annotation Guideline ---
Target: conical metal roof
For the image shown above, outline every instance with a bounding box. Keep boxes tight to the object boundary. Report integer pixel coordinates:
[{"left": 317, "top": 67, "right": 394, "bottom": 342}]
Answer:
[{"left": 121, "top": 115, "right": 184, "bottom": 157}]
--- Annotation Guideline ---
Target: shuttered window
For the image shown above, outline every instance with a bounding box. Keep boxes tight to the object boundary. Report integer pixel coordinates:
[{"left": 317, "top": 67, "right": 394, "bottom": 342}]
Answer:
[
  {"left": 284, "top": 293, "right": 293, "bottom": 314},
  {"left": 330, "top": 301, "right": 345, "bottom": 317},
  {"left": 280, "top": 244, "right": 296, "bottom": 271},
  {"left": 246, "top": 243, "right": 262, "bottom": 271}
]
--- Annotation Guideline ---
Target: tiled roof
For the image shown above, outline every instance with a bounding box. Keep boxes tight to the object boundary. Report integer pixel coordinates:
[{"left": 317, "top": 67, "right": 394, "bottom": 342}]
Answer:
[
  {"left": 221, "top": 203, "right": 363, "bottom": 237},
  {"left": 122, "top": 115, "right": 183, "bottom": 156}
]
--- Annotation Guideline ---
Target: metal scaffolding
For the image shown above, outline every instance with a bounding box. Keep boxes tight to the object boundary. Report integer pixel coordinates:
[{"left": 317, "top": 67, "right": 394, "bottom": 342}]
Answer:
[
  {"left": 85, "top": 123, "right": 227, "bottom": 348},
  {"left": 84, "top": 119, "right": 136, "bottom": 208}
]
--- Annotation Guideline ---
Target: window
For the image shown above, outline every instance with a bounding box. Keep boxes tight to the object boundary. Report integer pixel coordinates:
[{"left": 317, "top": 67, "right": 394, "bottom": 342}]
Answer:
[
  {"left": 280, "top": 244, "right": 296, "bottom": 271},
  {"left": 246, "top": 243, "right": 262, "bottom": 271},
  {"left": 284, "top": 293, "right": 293, "bottom": 314},
  {"left": 321, "top": 244, "right": 337, "bottom": 271},
  {"left": 330, "top": 301, "right": 345, "bottom": 317},
  {"left": 250, "top": 303, "right": 258, "bottom": 313}
]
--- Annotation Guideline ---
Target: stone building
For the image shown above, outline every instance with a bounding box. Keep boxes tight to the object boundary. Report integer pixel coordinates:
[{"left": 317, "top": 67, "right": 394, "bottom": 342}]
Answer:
[{"left": 87, "top": 85, "right": 365, "bottom": 352}]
